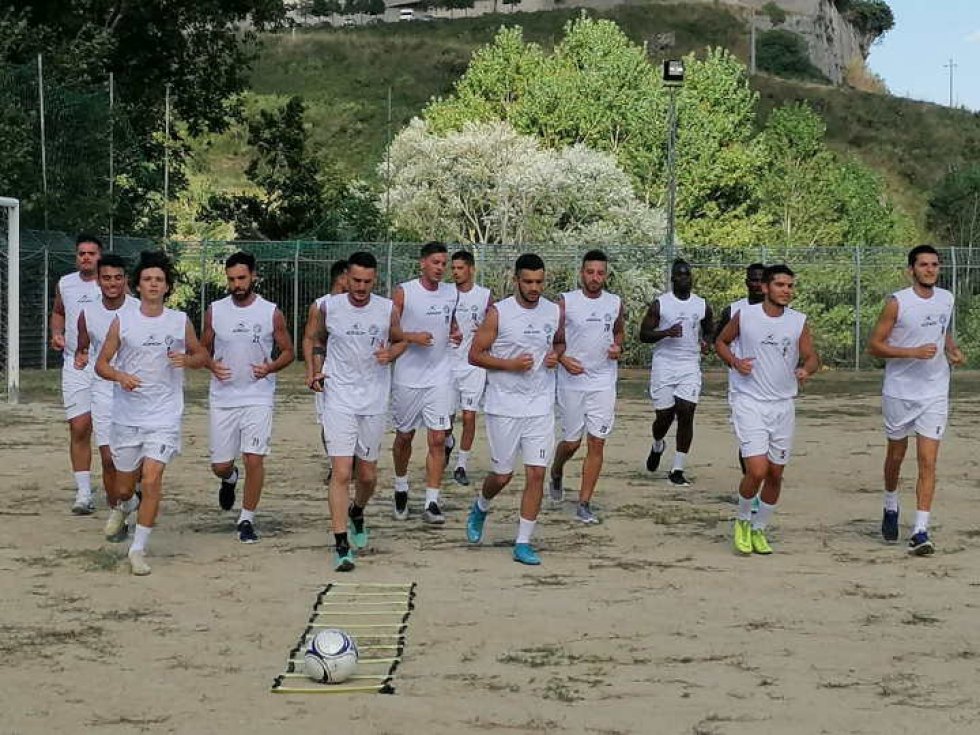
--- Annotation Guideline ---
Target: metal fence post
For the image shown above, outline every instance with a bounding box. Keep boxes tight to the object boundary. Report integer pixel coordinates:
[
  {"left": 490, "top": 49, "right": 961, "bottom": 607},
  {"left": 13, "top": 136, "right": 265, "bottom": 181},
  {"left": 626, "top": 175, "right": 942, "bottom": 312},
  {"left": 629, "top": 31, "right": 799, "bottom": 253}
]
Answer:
[
  {"left": 853, "top": 245, "right": 861, "bottom": 371},
  {"left": 42, "top": 243, "right": 49, "bottom": 371},
  {"left": 292, "top": 241, "right": 300, "bottom": 349},
  {"left": 199, "top": 243, "right": 206, "bottom": 333},
  {"left": 951, "top": 245, "right": 958, "bottom": 338}
]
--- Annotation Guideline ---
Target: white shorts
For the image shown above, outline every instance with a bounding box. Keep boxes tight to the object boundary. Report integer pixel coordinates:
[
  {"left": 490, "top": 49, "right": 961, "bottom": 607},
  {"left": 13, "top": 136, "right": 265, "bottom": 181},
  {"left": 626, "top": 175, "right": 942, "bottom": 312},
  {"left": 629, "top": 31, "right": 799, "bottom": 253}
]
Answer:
[
  {"left": 110, "top": 423, "right": 182, "bottom": 472},
  {"left": 882, "top": 396, "right": 948, "bottom": 441},
  {"left": 91, "top": 387, "right": 113, "bottom": 447},
  {"left": 450, "top": 367, "right": 486, "bottom": 414},
  {"left": 62, "top": 363, "right": 94, "bottom": 420},
  {"left": 731, "top": 394, "right": 795, "bottom": 465},
  {"left": 209, "top": 405, "right": 274, "bottom": 463},
  {"left": 322, "top": 412, "right": 386, "bottom": 461},
  {"left": 485, "top": 413, "right": 555, "bottom": 475},
  {"left": 391, "top": 384, "right": 452, "bottom": 433},
  {"left": 649, "top": 372, "right": 701, "bottom": 410},
  {"left": 558, "top": 387, "right": 616, "bottom": 441},
  {"left": 314, "top": 390, "right": 325, "bottom": 423}
]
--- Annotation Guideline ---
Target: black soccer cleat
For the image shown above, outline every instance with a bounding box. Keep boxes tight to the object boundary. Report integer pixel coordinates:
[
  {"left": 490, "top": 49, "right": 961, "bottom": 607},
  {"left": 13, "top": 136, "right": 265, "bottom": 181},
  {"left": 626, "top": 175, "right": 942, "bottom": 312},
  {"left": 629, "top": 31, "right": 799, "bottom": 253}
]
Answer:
[{"left": 646, "top": 443, "right": 664, "bottom": 473}]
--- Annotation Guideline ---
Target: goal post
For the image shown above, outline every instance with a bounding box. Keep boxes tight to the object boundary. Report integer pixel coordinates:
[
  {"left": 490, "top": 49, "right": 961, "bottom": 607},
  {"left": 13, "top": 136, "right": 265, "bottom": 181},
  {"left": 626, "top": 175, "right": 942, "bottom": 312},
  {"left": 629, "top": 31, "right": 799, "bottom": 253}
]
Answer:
[{"left": 0, "top": 197, "right": 19, "bottom": 404}]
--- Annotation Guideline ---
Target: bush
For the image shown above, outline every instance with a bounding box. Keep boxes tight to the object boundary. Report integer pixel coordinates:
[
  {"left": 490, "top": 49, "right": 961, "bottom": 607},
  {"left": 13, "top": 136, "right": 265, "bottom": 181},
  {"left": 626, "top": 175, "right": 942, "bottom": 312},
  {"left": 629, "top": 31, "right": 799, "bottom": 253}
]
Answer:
[
  {"left": 761, "top": 2, "right": 787, "bottom": 25},
  {"left": 756, "top": 30, "right": 827, "bottom": 83},
  {"left": 838, "top": 0, "right": 894, "bottom": 38}
]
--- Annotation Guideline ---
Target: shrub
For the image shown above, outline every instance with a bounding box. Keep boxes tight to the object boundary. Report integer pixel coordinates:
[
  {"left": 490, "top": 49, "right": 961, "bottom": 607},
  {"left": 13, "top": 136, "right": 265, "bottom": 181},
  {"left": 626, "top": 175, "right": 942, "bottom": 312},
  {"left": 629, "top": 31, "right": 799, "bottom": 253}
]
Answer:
[
  {"left": 756, "top": 29, "right": 827, "bottom": 83},
  {"left": 761, "top": 2, "right": 787, "bottom": 26}
]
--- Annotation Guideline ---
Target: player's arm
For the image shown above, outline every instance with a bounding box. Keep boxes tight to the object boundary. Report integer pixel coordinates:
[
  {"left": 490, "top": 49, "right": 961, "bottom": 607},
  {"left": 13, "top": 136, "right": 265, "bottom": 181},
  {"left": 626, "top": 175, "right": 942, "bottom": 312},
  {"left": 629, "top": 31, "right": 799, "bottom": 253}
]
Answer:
[
  {"left": 700, "top": 303, "right": 715, "bottom": 354},
  {"left": 555, "top": 297, "right": 581, "bottom": 374},
  {"left": 50, "top": 283, "right": 66, "bottom": 351},
  {"left": 260, "top": 308, "right": 295, "bottom": 375},
  {"left": 608, "top": 301, "right": 626, "bottom": 360},
  {"left": 95, "top": 317, "right": 138, "bottom": 390},
  {"left": 74, "top": 311, "right": 90, "bottom": 369},
  {"left": 639, "top": 300, "right": 677, "bottom": 343},
  {"left": 391, "top": 284, "right": 432, "bottom": 347},
  {"left": 546, "top": 307, "right": 565, "bottom": 369},
  {"left": 713, "top": 304, "right": 732, "bottom": 343},
  {"left": 867, "top": 297, "right": 935, "bottom": 360},
  {"left": 945, "top": 327, "right": 965, "bottom": 367},
  {"left": 201, "top": 307, "right": 230, "bottom": 381},
  {"left": 385, "top": 300, "right": 410, "bottom": 361},
  {"left": 715, "top": 312, "right": 752, "bottom": 375},
  {"left": 796, "top": 323, "right": 820, "bottom": 382},
  {"left": 171, "top": 318, "right": 210, "bottom": 370},
  {"left": 303, "top": 302, "right": 327, "bottom": 389}
]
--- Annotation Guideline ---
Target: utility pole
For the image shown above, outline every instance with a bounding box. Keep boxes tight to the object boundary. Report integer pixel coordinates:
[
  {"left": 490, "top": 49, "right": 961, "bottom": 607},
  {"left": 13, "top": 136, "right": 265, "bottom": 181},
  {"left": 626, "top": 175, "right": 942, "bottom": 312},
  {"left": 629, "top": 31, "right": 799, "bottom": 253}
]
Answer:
[
  {"left": 944, "top": 58, "right": 957, "bottom": 107},
  {"left": 749, "top": 16, "right": 757, "bottom": 75}
]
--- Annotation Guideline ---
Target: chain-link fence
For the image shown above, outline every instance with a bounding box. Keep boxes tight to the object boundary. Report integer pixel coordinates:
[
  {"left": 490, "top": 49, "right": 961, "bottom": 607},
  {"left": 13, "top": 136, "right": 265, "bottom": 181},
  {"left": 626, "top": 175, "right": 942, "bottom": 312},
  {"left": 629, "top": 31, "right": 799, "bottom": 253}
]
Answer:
[{"left": 4, "top": 232, "right": 980, "bottom": 400}]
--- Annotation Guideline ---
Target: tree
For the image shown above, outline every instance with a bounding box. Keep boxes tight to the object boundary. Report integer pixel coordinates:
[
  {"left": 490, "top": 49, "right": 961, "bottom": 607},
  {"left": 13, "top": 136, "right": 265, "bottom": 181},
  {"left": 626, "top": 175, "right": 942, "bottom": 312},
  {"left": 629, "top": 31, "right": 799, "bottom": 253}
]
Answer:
[{"left": 928, "top": 167, "right": 980, "bottom": 247}]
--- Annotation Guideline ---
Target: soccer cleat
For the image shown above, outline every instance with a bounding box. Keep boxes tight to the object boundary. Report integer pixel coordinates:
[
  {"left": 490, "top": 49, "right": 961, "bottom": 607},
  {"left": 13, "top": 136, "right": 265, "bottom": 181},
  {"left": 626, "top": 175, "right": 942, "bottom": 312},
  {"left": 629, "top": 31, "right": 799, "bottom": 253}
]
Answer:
[
  {"left": 513, "top": 543, "right": 541, "bottom": 566},
  {"left": 128, "top": 549, "right": 151, "bottom": 576},
  {"left": 104, "top": 507, "right": 128, "bottom": 543},
  {"left": 422, "top": 501, "right": 446, "bottom": 525},
  {"left": 466, "top": 501, "right": 487, "bottom": 543},
  {"left": 668, "top": 470, "right": 691, "bottom": 487},
  {"left": 349, "top": 508, "right": 369, "bottom": 549},
  {"left": 750, "top": 529, "right": 773, "bottom": 555},
  {"left": 237, "top": 520, "right": 259, "bottom": 544},
  {"left": 444, "top": 434, "right": 455, "bottom": 469},
  {"left": 453, "top": 467, "right": 470, "bottom": 486},
  {"left": 881, "top": 509, "right": 899, "bottom": 543},
  {"left": 218, "top": 469, "right": 237, "bottom": 511},
  {"left": 576, "top": 502, "right": 600, "bottom": 525},
  {"left": 646, "top": 443, "right": 664, "bottom": 473},
  {"left": 334, "top": 549, "right": 356, "bottom": 572},
  {"left": 908, "top": 531, "right": 934, "bottom": 556},
  {"left": 71, "top": 496, "right": 95, "bottom": 515},
  {"left": 393, "top": 491, "right": 409, "bottom": 521},
  {"left": 733, "top": 519, "right": 753, "bottom": 555},
  {"left": 548, "top": 475, "right": 564, "bottom": 503}
]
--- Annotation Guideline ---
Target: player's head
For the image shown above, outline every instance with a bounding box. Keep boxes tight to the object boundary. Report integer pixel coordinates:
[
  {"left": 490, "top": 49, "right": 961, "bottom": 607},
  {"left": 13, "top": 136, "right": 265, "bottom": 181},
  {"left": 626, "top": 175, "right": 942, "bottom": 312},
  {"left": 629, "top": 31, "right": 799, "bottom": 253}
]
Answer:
[
  {"left": 907, "top": 245, "right": 940, "bottom": 288},
  {"left": 346, "top": 251, "right": 377, "bottom": 307},
  {"left": 451, "top": 250, "right": 475, "bottom": 287},
  {"left": 132, "top": 250, "right": 176, "bottom": 301},
  {"left": 224, "top": 251, "right": 257, "bottom": 303},
  {"left": 419, "top": 241, "right": 448, "bottom": 285},
  {"left": 580, "top": 249, "right": 608, "bottom": 296},
  {"left": 96, "top": 253, "right": 127, "bottom": 300},
  {"left": 745, "top": 263, "right": 765, "bottom": 301},
  {"left": 514, "top": 253, "right": 545, "bottom": 304},
  {"left": 75, "top": 234, "right": 103, "bottom": 277},
  {"left": 671, "top": 259, "right": 692, "bottom": 295},
  {"left": 763, "top": 264, "right": 795, "bottom": 307},
  {"left": 329, "top": 259, "right": 349, "bottom": 294}
]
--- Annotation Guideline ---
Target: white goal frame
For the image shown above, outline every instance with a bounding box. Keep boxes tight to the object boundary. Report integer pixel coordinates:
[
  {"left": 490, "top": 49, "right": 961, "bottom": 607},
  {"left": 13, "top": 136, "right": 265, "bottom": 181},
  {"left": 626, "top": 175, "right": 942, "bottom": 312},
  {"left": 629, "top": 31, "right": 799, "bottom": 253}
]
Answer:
[{"left": 0, "top": 197, "right": 19, "bottom": 404}]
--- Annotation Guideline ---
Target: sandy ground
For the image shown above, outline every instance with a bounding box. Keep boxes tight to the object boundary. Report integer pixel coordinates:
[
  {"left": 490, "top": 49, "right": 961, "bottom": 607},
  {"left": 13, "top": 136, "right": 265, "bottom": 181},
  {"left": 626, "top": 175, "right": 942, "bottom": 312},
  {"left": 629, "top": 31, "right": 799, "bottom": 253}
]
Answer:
[{"left": 2, "top": 367, "right": 980, "bottom": 735}]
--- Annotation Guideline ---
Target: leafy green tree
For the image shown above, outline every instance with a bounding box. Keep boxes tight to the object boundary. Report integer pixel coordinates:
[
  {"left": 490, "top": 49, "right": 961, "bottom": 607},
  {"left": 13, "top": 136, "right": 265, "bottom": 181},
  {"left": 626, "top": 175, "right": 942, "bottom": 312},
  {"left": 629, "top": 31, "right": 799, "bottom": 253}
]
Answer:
[
  {"left": 928, "top": 167, "right": 980, "bottom": 247},
  {"left": 756, "top": 29, "right": 827, "bottom": 82}
]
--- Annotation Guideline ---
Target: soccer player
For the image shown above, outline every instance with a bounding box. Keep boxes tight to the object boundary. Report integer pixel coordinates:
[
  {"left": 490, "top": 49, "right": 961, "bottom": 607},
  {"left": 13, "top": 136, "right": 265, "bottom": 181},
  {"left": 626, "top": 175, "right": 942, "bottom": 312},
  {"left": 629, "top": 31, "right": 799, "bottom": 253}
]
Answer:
[
  {"left": 51, "top": 234, "right": 103, "bottom": 514},
  {"left": 74, "top": 253, "right": 140, "bottom": 539},
  {"left": 465, "top": 253, "right": 562, "bottom": 566},
  {"left": 309, "top": 251, "right": 401, "bottom": 571},
  {"left": 549, "top": 250, "right": 624, "bottom": 524},
  {"left": 95, "top": 250, "right": 209, "bottom": 575},
  {"left": 390, "top": 242, "right": 458, "bottom": 524},
  {"left": 639, "top": 259, "right": 714, "bottom": 486},
  {"left": 202, "top": 252, "right": 295, "bottom": 543},
  {"left": 715, "top": 263, "right": 766, "bottom": 475},
  {"left": 715, "top": 265, "right": 819, "bottom": 556},
  {"left": 447, "top": 250, "right": 492, "bottom": 486},
  {"left": 304, "top": 259, "right": 349, "bottom": 442},
  {"left": 867, "top": 245, "right": 964, "bottom": 555}
]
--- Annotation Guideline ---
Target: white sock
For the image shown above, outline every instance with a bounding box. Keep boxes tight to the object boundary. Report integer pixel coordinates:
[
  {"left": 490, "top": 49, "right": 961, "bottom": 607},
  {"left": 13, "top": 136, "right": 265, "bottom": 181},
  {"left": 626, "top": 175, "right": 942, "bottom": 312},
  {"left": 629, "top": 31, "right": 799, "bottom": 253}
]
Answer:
[
  {"left": 653, "top": 439, "right": 665, "bottom": 453},
  {"left": 120, "top": 494, "right": 140, "bottom": 514},
  {"left": 238, "top": 509, "right": 255, "bottom": 524},
  {"left": 74, "top": 471, "right": 92, "bottom": 498},
  {"left": 476, "top": 493, "right": 490, "bottom": 512},
  {"left": 914, "top": 510, "right": 930, "bottom": 533},
  {"left": 394, "top": 475, "right": 409, "bottom": 494},
  {"left": 672, "top": 452, "right": 687, "bottom": 472},
  {"left": 225, "top": 467, "right": 239, "bottom": 485},
  {"left": 737, "top": 495, "right": 754, "bottom": 522},
  {"left": 425, "top": 487, "right": 440, "bottom": 506},
  {"left": 752, "top": 501, "right": 776, "bottom": 531},
  {"left": 883, "top": 490, "right": 899, "bottom": 512},
  {"left": 130, "top": 524, "right": 152, "bottom": 553},
  {"left": 456, "top": 450, "right": 470, "bottom": 471},
  {"left": 516, "top": 517, "right": 536, "bottom": 544}
]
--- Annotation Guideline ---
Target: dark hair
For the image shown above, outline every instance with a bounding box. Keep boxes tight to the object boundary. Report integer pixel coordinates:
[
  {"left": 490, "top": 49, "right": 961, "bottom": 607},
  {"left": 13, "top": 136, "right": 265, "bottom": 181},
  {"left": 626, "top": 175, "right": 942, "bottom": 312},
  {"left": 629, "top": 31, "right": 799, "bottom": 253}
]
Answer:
[
  {"left": 347, "top": 251, "right": 378, "bottom": 270},
  {"left": 746, "top": 262, "right": 765, "bottom": 277},
  {"left": 515, "top": 253, "right": 545, "bottom": 274},
  {"left": 75, "top": 233, "right": 103, "bottom": 251},
  {"left": 907, "top": 244, "right": 939, "bottom": 267},
  {"left": 225, "top": 251, "right": 256, "bottom": 271},
  {"left": 671, "top": 258, "right": 690, "bottom": 274},
  {"left": 420, "top": 241, "right": 448, "bottom": 258},
  {"left": 97, "top": 253, "right": 127, "bottom": 273},
  {"left": 329, "top": 259, "right": 348, "bottom": 287},
  {"left": 452, "top": 250, "right": 475, "bottom": 266},
  {"left": 582, "top": 249, "right": 608, "bottom": 265},
  {"left": 763, "top": 264, "right": 795, "bottom": 283},
  {"left": 131, "top": 250, "right": 176, "bottom": 297}
]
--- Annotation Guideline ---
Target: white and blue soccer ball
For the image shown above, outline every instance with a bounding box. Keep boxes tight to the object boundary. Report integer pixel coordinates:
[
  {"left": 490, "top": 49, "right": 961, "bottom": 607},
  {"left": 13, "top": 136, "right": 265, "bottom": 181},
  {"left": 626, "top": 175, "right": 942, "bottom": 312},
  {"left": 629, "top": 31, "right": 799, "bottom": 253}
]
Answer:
[{"left": 304, "top": 628, "right": 359, "bottom": 684}]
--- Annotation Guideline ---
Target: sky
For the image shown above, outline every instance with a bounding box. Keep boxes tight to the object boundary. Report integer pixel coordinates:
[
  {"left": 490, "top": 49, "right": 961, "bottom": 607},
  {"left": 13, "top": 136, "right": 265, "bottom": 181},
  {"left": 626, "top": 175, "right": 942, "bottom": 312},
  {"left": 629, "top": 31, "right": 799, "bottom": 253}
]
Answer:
[{"left": 867, "top": 0, "right": 980, "bottom": 110}]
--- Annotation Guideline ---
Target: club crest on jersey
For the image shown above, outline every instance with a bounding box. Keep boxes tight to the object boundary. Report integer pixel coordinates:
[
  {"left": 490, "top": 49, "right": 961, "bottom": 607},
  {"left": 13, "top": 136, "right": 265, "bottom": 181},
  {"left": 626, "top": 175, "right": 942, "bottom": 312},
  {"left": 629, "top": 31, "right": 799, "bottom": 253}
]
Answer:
[
  {"left": 368, "top": 324, "right": 380, "bottom": 336},
  {"left": 165, "top": 335, "right": 175, "bottom": 350}
]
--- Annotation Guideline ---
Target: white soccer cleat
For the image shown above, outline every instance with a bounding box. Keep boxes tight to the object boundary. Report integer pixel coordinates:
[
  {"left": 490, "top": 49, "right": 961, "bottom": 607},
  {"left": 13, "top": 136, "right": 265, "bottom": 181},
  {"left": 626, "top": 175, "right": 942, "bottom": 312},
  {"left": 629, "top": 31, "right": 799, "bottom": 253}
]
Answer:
[
  {"left": 128, "top": 549, "right": 151, "bottom": 576},
  {"left": 104, "top": 507, "right": 128, "bottom": 542}
]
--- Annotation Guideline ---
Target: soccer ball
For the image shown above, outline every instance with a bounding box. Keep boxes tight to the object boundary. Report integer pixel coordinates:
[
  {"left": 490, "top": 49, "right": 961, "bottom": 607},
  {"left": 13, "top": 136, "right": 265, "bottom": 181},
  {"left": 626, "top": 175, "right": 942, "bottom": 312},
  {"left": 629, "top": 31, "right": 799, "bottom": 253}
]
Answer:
[{"left": 303, "top": 628, "right": 359, "bottom": 684}]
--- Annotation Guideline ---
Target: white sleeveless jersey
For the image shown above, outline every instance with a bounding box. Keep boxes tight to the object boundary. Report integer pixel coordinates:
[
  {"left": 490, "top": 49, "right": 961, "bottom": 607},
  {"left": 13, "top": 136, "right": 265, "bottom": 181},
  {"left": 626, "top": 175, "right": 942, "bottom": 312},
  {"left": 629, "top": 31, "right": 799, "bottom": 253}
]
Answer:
[
  {"left": 392, "top": 279, "right": 458, "bottom": 387},
  {"left": 323, "top": 293, "right": 393, "bottom": 416},
  {"left": 558, "top": 289, "right": 620, "bottom": 392},
  {"left": 112, "top": 307, "right": 188, "bottom": 429},
  {"left": 59, "top": 272, "right": 101, "bottom": 361},
  {"left": 730, "top": 303, "right": 806, "bottom": 401},
  {"left": 651, "top": 292, "right": 706, "bottom": 378},
  {"left": 882, "top": 287, "right": 953, "bottom": 401},
  {"left": 451, "top": 284, "right": 491, "bottom": 369},
  {"left": 83, "top": 295, "right": 140, "bottom": 397},
  {"left": 209, "top": 295, "right": 278, "bottom": 408},
  {"left": 484, "top": 296, "right": 560, "bottom": 417}
]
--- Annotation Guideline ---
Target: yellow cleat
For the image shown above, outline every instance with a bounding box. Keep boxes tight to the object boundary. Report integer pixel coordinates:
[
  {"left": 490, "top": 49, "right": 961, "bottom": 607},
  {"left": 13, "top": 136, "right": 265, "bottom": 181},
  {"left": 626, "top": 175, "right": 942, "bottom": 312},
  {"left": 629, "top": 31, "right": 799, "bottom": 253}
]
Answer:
[
  {"left": 733, "top": 519, "right": 753, "bottom": 555},
  {"left": 751, "top": 529, "right": 773, "bottom": 555}
]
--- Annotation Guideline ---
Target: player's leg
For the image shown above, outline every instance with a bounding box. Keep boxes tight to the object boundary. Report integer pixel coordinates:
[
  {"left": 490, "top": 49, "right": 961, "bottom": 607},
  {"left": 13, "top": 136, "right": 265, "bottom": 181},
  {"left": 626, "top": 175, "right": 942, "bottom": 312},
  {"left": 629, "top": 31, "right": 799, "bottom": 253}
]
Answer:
[
  {"left": 453, "top": 368, "right": 484, "bottom": 485},
  {"left": 731, "top": 395, "right": 769, "bottom": 555},
  {"left": 126, "top": 430, "right": 180, "bottom": 575},
  {"left": 880, "top": 395, "right": 915, "bottom": 543},
  {"left": 421, "top": 386, "right": 452, "bottom": 524},
  {"left": 104, "top": 427, "right": 141, "bottom": 544},
  {"left": 235, "top": 406, "right": 273, "bottom": 543},
  {"left": 513, "top": 413, "right": 554, "bottom": 565},
  {"left": 647, "top": 381, "right": 676, "bottom": 473},
  {"left": 348, "top": 414, "right": 384, "bottom": 552},
  {"left": 209, "top": 407, "right": 240, "bottom": 511},
  {"left": 391, "top": 385, "right": 422, "bottom": 519},
  {"left": 551, "top": 386, "right": 583, "bottom": 503},
  {"left": 466, "top": 414, "right": 517, "bottom": 544},
  {"left": 747, "top": 401, "right": 794, "bottom": 555},
  {"left": 909, "top": 435, "right": 940, "bottom": 555},
  {"left": 575, "top": 389, "right": 615, "bottom": 523},
  {"left": 68, "top": 412, "right": 95, "bottom": 513},
  {"left": 668, "top": 377, "right": 701, "bottom": 486},
  {"left": 329, "top": 455, "right": 357, "bottom": 571},
  {"left": 454, "top": 410, "right": 478, "bottom": 486}
]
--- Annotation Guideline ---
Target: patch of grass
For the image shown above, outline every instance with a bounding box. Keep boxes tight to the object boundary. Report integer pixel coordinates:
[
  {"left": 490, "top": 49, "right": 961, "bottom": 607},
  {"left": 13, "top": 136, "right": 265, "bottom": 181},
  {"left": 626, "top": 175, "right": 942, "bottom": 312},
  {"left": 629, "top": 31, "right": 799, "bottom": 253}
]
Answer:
[
  {"left": 0, "top": 624, "right": 105, "bottom": 656},
  {"left": 58, "top": 548, "right": 122, "bottom": 572},
  {"left": 903, "top": 611, "right": 942, "bottom": 626},
  {"left": 542, "top": 676, "right": 581, "bottom": 702}
]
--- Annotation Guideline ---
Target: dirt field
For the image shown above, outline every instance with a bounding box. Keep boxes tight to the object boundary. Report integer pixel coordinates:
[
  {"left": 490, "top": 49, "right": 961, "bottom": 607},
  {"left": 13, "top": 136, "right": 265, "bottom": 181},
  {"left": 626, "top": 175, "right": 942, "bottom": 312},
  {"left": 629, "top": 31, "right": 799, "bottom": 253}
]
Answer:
[{"left": 2, "top": 367, "right": 980, "bottom": 734}]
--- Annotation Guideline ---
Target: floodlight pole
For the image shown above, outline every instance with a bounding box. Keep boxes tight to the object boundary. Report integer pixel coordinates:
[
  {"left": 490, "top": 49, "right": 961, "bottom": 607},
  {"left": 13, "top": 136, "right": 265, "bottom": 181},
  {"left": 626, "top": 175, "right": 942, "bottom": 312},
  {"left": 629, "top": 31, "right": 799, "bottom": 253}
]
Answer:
[
  {"left": 1, "top": 197, "right": 20, "bottom": 404},
  {"left": 665, "top": 86, "right": 679, "bottom": 274}
]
